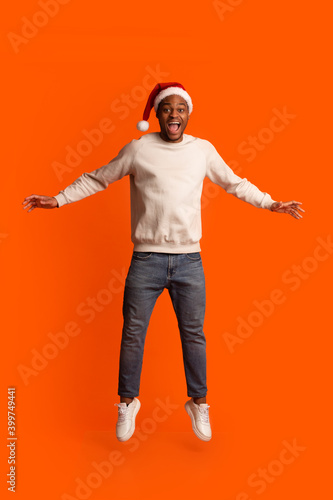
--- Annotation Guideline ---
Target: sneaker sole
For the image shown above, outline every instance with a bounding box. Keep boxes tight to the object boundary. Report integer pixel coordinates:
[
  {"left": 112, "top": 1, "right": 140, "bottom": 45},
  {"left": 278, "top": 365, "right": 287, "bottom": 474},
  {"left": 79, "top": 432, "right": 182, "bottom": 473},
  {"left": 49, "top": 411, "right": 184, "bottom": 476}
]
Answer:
[
  {"left": 185, "top": 401, "right": 211, "bottom": 442},
  {"left": 117, "top": 399, "right": 141, "bottom": 442}
]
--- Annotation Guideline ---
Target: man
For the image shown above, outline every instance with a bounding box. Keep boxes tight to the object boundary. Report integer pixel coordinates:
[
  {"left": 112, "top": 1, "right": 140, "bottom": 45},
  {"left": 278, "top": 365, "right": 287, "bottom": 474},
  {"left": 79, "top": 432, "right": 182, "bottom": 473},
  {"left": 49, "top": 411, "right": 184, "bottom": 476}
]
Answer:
[{"left": 22, "top": 82, "right": 304, "bottom": 443}]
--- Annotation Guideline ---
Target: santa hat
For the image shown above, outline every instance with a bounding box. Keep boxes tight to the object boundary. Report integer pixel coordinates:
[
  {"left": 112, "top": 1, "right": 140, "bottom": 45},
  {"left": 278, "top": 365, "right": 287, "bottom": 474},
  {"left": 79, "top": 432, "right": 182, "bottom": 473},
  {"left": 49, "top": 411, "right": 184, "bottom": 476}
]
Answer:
[{"left": 137, "top": 82, "right": 193, "bottom": 131}]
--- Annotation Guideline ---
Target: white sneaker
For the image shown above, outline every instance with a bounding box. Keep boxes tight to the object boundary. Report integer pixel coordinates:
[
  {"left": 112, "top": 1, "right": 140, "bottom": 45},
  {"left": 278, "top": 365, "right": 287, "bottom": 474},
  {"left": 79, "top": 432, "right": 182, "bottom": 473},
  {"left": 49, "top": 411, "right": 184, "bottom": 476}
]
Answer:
[
  {"left": 185, "top": 398, "right": 212, "bottom": 441},
  {"left": 114, "top": 398, "right": 141, "bottom": 442}
]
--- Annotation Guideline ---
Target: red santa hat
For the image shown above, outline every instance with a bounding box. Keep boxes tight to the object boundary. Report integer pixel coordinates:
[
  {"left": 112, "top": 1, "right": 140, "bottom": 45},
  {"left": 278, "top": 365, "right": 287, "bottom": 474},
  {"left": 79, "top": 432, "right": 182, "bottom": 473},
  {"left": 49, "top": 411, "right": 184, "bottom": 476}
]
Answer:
[{"left": 137, "top": 82, "right": 193, "bottom": 131}]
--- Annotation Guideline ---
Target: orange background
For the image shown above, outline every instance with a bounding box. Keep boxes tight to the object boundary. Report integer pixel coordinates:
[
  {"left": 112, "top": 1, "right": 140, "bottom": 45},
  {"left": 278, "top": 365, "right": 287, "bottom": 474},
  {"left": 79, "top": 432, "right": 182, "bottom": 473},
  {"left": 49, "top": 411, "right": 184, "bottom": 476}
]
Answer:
[{"left": 1, "top": 1, "right": 332, "bottom": 499}]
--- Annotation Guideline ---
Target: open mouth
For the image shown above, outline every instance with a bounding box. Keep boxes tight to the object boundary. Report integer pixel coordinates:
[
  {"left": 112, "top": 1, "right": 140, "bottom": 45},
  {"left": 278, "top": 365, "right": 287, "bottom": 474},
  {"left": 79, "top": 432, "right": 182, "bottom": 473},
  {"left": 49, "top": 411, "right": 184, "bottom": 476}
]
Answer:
[{"left": 167, "top": 122, "right": 181, "bottom": 134}]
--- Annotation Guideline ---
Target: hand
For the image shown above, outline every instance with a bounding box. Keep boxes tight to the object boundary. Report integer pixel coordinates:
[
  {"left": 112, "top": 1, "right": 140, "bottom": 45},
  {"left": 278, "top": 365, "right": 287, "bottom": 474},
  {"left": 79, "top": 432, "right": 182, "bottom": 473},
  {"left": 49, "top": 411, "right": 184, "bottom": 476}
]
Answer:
[
  {"left": 22, "top": 195, "right": 58, "bottom": 213},
  {"left": 270, "top": 200, "right": 305, "bottom": 219}
]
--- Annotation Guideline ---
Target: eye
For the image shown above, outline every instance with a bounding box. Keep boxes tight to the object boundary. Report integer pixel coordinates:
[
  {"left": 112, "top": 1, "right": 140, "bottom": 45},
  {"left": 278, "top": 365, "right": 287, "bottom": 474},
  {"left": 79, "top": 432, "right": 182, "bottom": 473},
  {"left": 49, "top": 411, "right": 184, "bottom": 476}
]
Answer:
[{"left": 179, "top": 109, "right": 184, "bottom": 112}]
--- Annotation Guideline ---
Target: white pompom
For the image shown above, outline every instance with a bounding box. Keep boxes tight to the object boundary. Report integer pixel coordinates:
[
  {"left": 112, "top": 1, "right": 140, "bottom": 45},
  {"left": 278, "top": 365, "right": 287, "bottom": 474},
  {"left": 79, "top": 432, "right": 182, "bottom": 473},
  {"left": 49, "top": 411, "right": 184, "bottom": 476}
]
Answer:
[{"left": 137, "top": 120, "right": 149, "bottom": 131}]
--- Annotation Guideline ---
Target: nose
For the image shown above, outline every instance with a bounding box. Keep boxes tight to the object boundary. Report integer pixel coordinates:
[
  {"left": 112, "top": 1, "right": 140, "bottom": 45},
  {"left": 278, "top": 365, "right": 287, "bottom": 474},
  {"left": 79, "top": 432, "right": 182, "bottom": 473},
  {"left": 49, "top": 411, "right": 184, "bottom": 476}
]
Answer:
[{"left": 170, "top": 109, "right": 179, "bottom": 118}]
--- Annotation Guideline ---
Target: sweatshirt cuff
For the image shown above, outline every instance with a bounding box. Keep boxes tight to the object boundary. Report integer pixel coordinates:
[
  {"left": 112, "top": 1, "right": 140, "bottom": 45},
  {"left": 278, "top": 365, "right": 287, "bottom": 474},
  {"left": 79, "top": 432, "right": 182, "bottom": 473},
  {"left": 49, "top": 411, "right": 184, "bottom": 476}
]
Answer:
[
  {"left": 53, "top": 192, "right": 68, "bottom": 208},
  {"left": 261, "top": 193, "right": 276, "bottom": 210}
]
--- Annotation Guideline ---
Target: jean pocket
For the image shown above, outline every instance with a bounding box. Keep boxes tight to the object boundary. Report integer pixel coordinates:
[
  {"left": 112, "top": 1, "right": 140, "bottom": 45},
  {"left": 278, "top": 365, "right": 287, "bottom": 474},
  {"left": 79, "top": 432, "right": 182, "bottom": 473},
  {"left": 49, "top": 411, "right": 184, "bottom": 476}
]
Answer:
[
  {"left": 132, "top": 251, "right": 153, "bottom": 260},
  {"left": 185, "top": 252, "right": 201, "bottom": 261}
]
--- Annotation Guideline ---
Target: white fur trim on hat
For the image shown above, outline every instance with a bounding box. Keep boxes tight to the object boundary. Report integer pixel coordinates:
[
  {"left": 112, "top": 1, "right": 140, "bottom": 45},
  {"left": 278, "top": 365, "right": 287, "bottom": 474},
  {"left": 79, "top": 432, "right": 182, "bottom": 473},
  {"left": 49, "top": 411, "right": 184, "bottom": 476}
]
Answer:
[
  {"left": 137, "top": 120, "right": 149, "bottom": 131},
  {"left": 153, "top": 87, "right": 193, "bottom": 114}
]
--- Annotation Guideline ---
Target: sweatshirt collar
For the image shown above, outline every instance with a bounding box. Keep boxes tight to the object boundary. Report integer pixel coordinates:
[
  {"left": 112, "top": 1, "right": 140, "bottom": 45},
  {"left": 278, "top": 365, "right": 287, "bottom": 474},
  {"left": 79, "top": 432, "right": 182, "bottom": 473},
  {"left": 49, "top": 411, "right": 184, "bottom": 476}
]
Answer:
[{"left": 155, "top": 132, "right": 189, "bottom": 146}]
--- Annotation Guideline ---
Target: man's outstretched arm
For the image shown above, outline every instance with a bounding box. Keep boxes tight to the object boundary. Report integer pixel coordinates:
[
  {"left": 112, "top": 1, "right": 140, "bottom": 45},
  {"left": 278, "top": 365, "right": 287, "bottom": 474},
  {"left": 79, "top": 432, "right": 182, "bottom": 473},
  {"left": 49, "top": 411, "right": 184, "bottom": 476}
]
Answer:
[
  {"left": 22, "top": 140, "right": 136, "bottom": 213},
  {"left": 202, "top": 140, "right": 305, "bottom": 220}
]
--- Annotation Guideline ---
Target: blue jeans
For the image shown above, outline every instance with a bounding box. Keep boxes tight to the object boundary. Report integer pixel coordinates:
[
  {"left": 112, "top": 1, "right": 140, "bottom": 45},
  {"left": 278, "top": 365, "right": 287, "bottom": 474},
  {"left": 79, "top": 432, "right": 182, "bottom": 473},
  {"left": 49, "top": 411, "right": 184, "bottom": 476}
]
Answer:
[{"left": 118, "top": 251, "right": 207, "bottom": 398}]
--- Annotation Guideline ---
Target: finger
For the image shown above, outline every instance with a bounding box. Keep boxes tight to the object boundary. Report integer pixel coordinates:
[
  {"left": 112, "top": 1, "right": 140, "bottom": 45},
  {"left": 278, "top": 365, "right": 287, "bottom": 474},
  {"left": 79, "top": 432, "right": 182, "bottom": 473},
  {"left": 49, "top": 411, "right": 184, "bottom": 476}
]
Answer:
[
  {"left": 26, "top": 201, "right": 38, "bottom": 211},
  {"left": 22, "top": 199, "right": 34, "bottom": 206},
  {"left": 291, "top": 202, "right": 303, "bottom": 208},
  {"left": 286, "top": 201, "right": 303, "bottom": 208},
  {"left": 23, "top": 201, "right": 36, "bottom": 210},
  {"left": 291, "top": 210, "right": 302, "bottom": 219},
  {"left": 23, "top": 195, "right": 38, "bottom": 202},
  {"left": 289, "top": 205, "right": 304, "bottom": 214}
]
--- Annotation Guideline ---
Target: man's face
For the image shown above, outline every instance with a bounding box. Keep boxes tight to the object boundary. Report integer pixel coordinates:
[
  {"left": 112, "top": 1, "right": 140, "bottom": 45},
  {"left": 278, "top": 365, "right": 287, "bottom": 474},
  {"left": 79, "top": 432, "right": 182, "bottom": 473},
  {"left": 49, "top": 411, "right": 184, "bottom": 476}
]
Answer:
[{"left": 156, "top": 94, "right": 190, "bottom": 143}]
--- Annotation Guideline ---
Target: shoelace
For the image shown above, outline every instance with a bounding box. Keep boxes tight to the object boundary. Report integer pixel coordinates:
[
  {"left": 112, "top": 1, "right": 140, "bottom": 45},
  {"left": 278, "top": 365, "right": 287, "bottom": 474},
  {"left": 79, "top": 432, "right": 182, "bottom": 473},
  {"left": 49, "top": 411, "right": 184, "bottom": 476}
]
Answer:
[
  {"left": 114, "top": 404, "right": 129, "bottom": 423},
  {"left": 198, "top": 405, "right": 210, "bottom": 424}
]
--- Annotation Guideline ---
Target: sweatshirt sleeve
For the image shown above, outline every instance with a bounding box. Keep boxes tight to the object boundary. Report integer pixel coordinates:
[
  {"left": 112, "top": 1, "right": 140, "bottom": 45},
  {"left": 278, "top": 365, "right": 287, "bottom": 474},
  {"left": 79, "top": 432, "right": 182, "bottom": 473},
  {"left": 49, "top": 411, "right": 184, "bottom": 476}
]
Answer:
[
  {"left": 202, "top": 139, "right": 276, "bottom": 210},
  {"left": 53, "top": 140, "right": 136, "bottom": 208}
]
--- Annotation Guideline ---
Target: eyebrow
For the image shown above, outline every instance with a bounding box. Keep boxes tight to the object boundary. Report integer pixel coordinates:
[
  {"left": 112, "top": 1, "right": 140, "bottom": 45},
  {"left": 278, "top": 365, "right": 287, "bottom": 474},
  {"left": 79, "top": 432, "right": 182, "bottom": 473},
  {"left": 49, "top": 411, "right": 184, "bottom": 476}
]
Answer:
[{"left": 162, "top": 102, "right": 186, "bottom": 106}]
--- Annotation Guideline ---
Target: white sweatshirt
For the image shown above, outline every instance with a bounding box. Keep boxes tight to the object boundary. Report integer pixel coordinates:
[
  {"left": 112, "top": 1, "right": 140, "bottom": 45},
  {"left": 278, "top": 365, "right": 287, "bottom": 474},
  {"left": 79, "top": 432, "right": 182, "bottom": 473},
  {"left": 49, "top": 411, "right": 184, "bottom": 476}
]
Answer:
[{"left": 54, "top": 132, "right": 276, "bottom": 253}]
